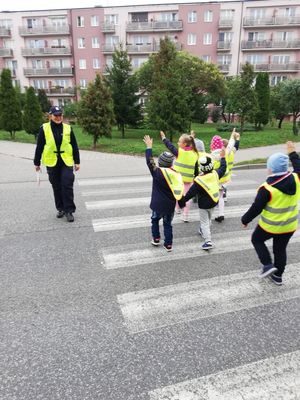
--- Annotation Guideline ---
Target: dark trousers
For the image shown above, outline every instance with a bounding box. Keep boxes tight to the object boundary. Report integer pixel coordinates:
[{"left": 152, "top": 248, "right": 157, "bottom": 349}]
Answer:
[
  {"left": 251, "top": 225, "right": 294, "bottom": 277},
  {"left": 47, "top": 162, "right": 75, "bottom": 213},
  {"left": 151, "top": 211, "right": 174, "bottom": 246}
]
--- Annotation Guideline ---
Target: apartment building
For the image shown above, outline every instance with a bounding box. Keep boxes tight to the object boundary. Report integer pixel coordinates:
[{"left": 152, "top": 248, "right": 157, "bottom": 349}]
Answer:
[{"left": 0, "top": 0, "right": 299, "bottom": 105}]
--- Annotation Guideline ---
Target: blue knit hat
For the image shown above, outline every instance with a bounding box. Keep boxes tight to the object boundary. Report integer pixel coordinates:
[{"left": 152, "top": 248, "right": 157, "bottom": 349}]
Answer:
[{"left": 267, "top": 153, "right": 289, "bottom": 173}]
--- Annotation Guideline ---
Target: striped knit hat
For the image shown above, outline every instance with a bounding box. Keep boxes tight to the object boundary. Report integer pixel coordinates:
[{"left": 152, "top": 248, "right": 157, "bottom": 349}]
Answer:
[{"left": 158, "top": 151, "right": 174, "bottom": 167}]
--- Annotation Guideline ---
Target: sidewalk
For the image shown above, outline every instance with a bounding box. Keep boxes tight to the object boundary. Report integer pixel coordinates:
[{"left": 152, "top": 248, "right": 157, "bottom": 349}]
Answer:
[{"left": 0, "top": 140, "right": 291, "bottom": 182}]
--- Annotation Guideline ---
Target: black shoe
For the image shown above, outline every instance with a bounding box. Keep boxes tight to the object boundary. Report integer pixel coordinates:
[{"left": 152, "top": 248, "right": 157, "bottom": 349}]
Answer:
[
  {"left": 66, "top": 212, "right": 74, "bottom": 222},
  {"left": 56, "top": 210, "right": 65, "bottom": 218},
  {"left": 215, "top": 216, "right": 224, "bottom": 223}
]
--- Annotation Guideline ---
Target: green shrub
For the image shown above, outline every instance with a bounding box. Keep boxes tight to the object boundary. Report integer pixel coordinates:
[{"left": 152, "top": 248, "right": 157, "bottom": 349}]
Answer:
[{"left": 216, "top": 123, "right": 257, "bottom": 132}]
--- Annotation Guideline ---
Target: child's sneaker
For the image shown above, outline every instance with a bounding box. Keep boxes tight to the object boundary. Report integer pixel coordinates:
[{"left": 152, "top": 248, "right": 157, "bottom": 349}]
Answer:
[
  {"left": 268, "top": 274, "right": 283, "bottom": 285},
  {"left": 181, "top": 214, "right": 189, "bottom": 222},
  {"left": 163, "top": 244, "right": 173, "bottom": 252},
  {"left": 151, "top": 238, "right": 160, "bottom": 246},
  {"left": 260, "top": 263, "right": 277, "bottom": 278},
  {"left": 215, "top": 216, "right": 224, "bottom": 223},
  {"left": 202, "top": 241, "right": 214, "bottom": 250}
]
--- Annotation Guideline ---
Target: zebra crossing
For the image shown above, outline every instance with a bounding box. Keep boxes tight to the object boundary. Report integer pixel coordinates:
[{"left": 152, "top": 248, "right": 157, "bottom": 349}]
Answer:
[{"left": 78, "top": 170, "right": 300, "bottom": 399}]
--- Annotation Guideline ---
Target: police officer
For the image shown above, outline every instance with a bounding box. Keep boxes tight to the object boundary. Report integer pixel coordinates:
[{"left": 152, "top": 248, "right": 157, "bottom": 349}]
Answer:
[{"left": 34, "top": 106, "right": 80, "bottom": 222}]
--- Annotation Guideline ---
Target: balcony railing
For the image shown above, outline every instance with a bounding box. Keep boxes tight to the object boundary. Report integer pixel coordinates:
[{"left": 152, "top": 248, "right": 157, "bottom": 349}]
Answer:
[
  {"left": 19, "top": 25, "right": 70, "bottom": 36},
  {"left": 0, "top": 27, "right": 11, "bottom": 36},
  {"left": 100, "top": 23, "right": 116, "bottom": 33},
  {"left": 126, "top": 20, "right": 183, "bottom": 32},
  {"left": 102, "top": 44, "right": 120, "bottom": 53},
  {"left": 217, "top": 41, "right": 231, "bottom": 50},
  {"left": 24, "top": 67, "right": 73, "bottom": 76},
  {"left": 42, "top": 87, "right": 76, "bottom": 95},
  {"left": 241, "top": 39, "right": 300, "bottom": 50},
  {"left": 127, "top": 42, "right": 182, "bottom": 53},
  {"left": 243, "top": 15, "right": 300, "bottom": 27},
  {"left": 0, "top": 48, "right": 13, "bottom": 57},
  {"left": 218, "top": 64, "right": 230, "bottom": 72},
  {"left": 218, "top": 19, "right": 233, "bottom": 29},
  {"left": 245, "top": 63, "right": 300, "bottom": 72},
  {"left": 21, "top": 47, "right": 72, "bottom": 56}
]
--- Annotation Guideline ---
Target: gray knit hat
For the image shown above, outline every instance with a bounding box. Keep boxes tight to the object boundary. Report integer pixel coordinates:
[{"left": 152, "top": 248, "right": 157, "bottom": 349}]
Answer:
[
  {"left": 158, "top": 151, "right": 174, "bottom": 167},
  {"left": 194, "top": 138, "right": 205, "bottom": 152},
  {"left": 199, "top": 155, "right": 213, "bottom": 173}
]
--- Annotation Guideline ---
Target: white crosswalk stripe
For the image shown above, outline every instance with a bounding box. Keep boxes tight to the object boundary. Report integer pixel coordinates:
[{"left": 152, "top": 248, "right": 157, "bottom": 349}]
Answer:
[
  {"left": 148, "top": 350, "right": 300, "bottom": 399},
  {"left": 118, "top": 263, "right": 300, "bottom": 334}
]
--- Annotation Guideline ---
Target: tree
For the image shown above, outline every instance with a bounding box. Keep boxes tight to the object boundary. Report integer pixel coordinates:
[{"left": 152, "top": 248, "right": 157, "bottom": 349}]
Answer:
[
  {"left": 106, "top": 47, "right": 142, "bottom": 138},
  {"left": 23, "top": 86, "right": 44, "bottom": 138},
  {"left": 37, "top": 89, "right": 51, "bottom": 113},
  {"left": 279, "top": 79, "right": 300, "bottom": 135},
  {"left": 255, "top": 72, "right": 270, "bottom": 129},
  {"left": 77, "top": 74, "right": 115, "bottom": 149},
  {"left": 269, "top": 83, "right": 288, "bottom": 129},
  {"left": 0, "top": 68, "right": 22, "bottom": 139},
  {"left": 210, "top": 107, "right": 221, "bottom": 123},
  {"left": 226, "top": 63, "right": 257, "bottom": 134}
]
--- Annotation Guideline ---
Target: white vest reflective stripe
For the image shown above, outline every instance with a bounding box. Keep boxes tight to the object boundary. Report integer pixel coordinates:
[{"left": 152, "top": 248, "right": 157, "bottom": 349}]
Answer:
[
  {"left": 258, "top": 173, "right": 300, "bottom": 234},
  {"left": 173, "top": 148, "right": 198, "bottom": 183},
  {"left": 194, "top": 170, "right": 220, "bottom": 203},
  {"left": 42, "top": 122, "right": 73, "bottom": 167},
  {"left": 160, "top": 168, "right": 184, "bottom": 200}
]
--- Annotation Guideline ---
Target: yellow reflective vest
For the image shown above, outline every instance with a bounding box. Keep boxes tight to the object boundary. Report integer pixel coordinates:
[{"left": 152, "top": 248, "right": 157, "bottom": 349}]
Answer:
[
  {"left": 213, "top": 150, "right": 234, "bottom": 184},
  {"left": 259, "top": 173, "right": 300, "bottom": 234},
  {"left": 173, "top": 148, "right": 198, "bottom": 183},
  {"left": 194, "top": 170, "right": 220, "bottom": 203},
  {"left": 41, "top": 122, "right": 73, "bottom": 167},
  {"left": 160, "top": 167, "right": 184, "bottom": 200}
]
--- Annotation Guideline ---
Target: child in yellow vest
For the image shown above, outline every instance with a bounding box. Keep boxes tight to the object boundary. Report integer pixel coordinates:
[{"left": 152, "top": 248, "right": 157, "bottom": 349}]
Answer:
[
  {"left": 241, "top": 141, "right": 300, "bottom": 285},
  {"left": 143, "top": 135, "right": 184, "bottom": 252},
  {"left": 160, "top": 130, "right": 199, "bottom": 222}
]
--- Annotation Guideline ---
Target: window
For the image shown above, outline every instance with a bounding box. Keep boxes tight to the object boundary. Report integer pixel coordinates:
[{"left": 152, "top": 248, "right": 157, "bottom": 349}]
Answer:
[
  {"left": 204, "top": 10, "right": 213, "bottom": 22},
  {"left": 218, "top": 32, "right": 232, "bottom": 42},
  {"left": 202, "top": 55, "right": 211, "bottom": 62},
  {"left": 79, "top": 79, "right": 87, "bottom": 89},
  {"left": 54, "top": 79, "right": 69, "bottom": 87},
  {"left": 92, "top": 37, "right": 100, "bottom": 48},
  {"left": 79, "top": 59, "right": 86, "bottom": 69},
  {"left": 271, "top": 75, "right": 287, "bottom": 86},
  {"left": 203, "top": 33, "right": 212, "bottom": 45},
  {"left": 160, "top": 12, "right": 178, "bottom": 22},
  {"left": 93, "top": 58, "right": 100, "bottom": 69},
  {"left": 78, "top": 38, "right": 85, "bottom": 48},
  {"left": 133, "top": 35, "right": 149, "bottom": 45},
  {"left": 245, "top": 54, "right": 263, "bottom": 64},
  {"left": 77, "top": 16, "right": 84, "bottom": 27},
  {"left": 32, "top": 59, "right": 43, "bottom": 68},
  {"left": 187, "top": 33, "right": 196, "bottom": 45},
  {"left": 51, "top": 18, "right": 67, "bottom": 27},
  {"left": 248, "top": 32, "right": 265, "bottom": 41},
  {"left": 220, "top": 10, "right": 234, "bottom": 20},
  {"left": 106, "top": 57, "right": 113, "bottom": 68},
  {"left": 249, "top": 8, "right": 265, "bottom": 19},
  {"left": 53, "top": 59, "right": 67, "bottom": 68},
  {"left": 106, "top": 35, "right": 119, "bottom": 45},
  {"left": 26, "top": 18, "right": 38, "bottom": 29},
  {"left": 188, "top": 11, "right": 197, "bottom": 23},
  {"left": 217, "top": 54, "right": 232, "bottom": 65},
  {"left": 273, "top": 55, "right": 290, "bottom": 64},
  {"left": 131, "top": 57, "right": 148, "bottom": 68},
  {"left": 51, "top": 39, "right": 67, "bottom": 48},
  {"left": 276, "top": 31, "right": 293, "bottom": 41},
  {"left": 28, "top": 39, "right": 44, "bottom": 48},
  {"left": 91, "top": 15, "right": 99, "bottom": 26},
  {"left": 0, "top": 19, "right": 12, "bottom": 28},
  {"left": 105, "top": 14, "right": 119, "bottom": 24},
  {"left": 33, "top": 80, "right": 47, "bottom": 89},
  {"left": 283, "top": 7, "right": 296, "bottom": 17}
]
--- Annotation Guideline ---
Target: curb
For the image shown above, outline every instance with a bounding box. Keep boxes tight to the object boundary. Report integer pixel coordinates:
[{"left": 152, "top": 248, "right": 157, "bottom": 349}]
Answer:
[{"left": 233, "top": 163, "right": 266, "bottom": 170}]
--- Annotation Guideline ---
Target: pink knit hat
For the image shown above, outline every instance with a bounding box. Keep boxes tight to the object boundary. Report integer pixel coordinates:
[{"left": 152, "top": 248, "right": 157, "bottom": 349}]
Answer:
[{"left": 210, "top": 135, "right": 223, "bottom": 151}]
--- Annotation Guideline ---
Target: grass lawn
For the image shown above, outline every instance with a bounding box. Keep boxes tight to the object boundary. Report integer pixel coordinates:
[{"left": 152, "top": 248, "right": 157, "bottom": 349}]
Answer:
[{"left": 0, "top": 122, "right": 299, "bottom": 157}]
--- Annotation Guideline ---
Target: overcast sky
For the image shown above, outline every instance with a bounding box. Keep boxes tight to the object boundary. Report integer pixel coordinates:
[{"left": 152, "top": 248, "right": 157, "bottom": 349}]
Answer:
[{"left": 1, "top": 0, "right": 233, "bottom": 12}]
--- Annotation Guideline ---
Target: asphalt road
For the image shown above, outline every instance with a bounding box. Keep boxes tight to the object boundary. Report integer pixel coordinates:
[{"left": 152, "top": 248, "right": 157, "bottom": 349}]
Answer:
[{"left": 1, "top": 141, "right": 299, "bottom": 400}]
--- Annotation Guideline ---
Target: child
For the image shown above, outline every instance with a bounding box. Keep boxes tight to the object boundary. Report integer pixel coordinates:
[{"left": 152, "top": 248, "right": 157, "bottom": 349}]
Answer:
[
  {"left": 241, "top": 141, "right": 300, "bottom": 285},
  {"left": 181, "top": 148, "right": 227, "bottom": 250},
  {"left": 143, "top": 135, "right": 184, "bottom": 252},
  {"left": 160, "top": 130, "right": 199, "bottom": 222},
  {"left": 221, "top": 128, "right": 240, "bottom": 204}
]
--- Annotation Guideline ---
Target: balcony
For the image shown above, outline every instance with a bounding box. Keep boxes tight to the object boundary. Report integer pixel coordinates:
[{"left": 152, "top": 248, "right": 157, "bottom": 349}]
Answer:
[
  {"left": 101, "top": 23, "right": 115, "bottom": 33},
  {"left": 0, "top": 48, "right": 13, "bottom": 57},
  {"left": 243, "top": 15, "right": 300, "bottom": 28},
  {"left": 102, "top": 44, "right": 120, "bottom": 53},
  {"left": 24, "top": 67, "right": 73, "bottom": 77},
  {"left": 126, "top": 42, "right": 181, "bottom": 54},
  {"left": 218, "top": 19, "right": 233, "bottom": 29},
  {"left": 0, "top": 27, "right": 11, "bottom": 37},
  {"left": 241, "top": 39, "right": 300, "bottom": 51},
  {"left": 126, "top": 20, "right": 183, "bottom": 32},
  {"left": 21, "top": 47, "right": 72, "bottom": 57},
  {"left": 19, "top": 25, "right": 70, "bottom": 36},
  {"left": 218, "top": 64, "right": 230, "bottom": 73},
  {"left": 42, "top": 87, "right": 76, "bottom": 96},
  {"left": 246, "top": 63, "right": 300, "bottom": 73},
  {"left": 217, "top": 41, "right": 231, "bottom": 51}
]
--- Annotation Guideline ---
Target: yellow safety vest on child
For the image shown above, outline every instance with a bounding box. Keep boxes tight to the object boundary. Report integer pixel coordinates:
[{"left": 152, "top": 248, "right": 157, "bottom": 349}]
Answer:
[
  {"left": 42, "top": 122, "right": 73, "bottom": 167},
  {"left": 213, "top": 150, "right": 234, "bottom": 184},
  {"left": 160, "top": 168, "right": 184, "bottom": 200},
  {"left": 194, "top": 170, "right": 220, "bottom": 203},
  {"left": 259, "top": 173, "right": 300, "bottom": 234},
  {"left": 173, "top": 148, "right": 198, "bottom": 183}
]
